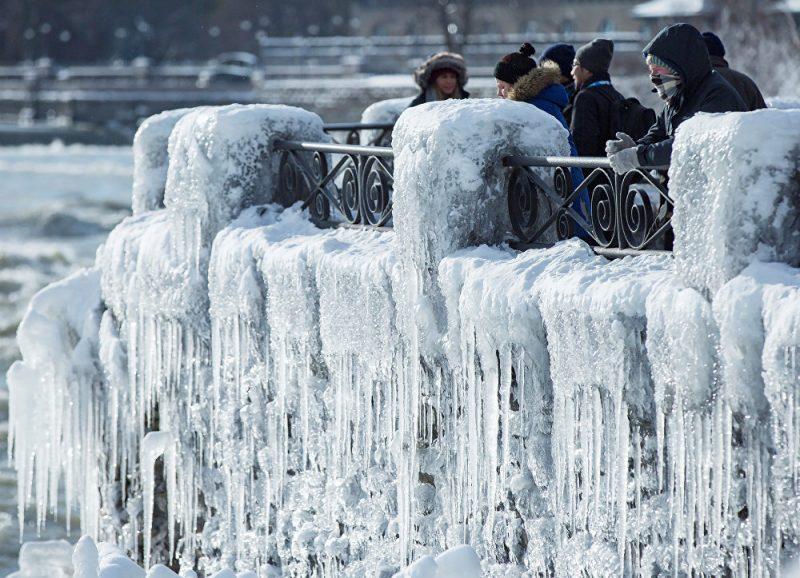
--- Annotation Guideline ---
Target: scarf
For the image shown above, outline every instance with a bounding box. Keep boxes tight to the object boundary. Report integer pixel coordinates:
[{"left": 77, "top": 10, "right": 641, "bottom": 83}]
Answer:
[{"left": 650, "top": 72, "right": 683, "bottom": 102}]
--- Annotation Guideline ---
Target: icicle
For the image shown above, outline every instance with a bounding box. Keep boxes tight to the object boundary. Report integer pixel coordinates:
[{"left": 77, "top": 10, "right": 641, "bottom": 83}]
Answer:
[{"left": 141, "top": 431, "right": 176, "bottom": 569}]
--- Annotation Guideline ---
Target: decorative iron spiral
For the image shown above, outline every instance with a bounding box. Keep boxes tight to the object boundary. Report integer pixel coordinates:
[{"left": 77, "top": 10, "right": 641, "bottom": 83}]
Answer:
[
  {"left": 306, "top": 151, "right": 331, "bottom": 220},
  {"left": 590, "top": 182, "right": 617, "bottom": 248},
  {"left": 339, "top": 160, "right": 361, "bottom": 224},
  {"left": 553, "top": 167, "right": 575, "bottom": 240},
  {"left": 312, "top": 151, "right": 328, "bottom": 181},
  {"left": 277, "top": 150, "right": 302, "bottom": 207},
  {"left": 309, "top": 189, "right": 331, "bottom": 221},
  {"left": 619, "top": 171, "right": 655, "bottom": 250},
  {"left": 360, "top": 156, "right": 393, "bottom": 226},
  {"left": 508, "top": 167, "right": 541, "bottom": 243}
]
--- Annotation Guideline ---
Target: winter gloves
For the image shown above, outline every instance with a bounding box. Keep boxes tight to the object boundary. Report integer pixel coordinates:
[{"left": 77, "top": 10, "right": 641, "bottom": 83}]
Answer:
[
  {"left": 605, "top": 132, "right": 636, "bottom": 156},
  {"left": 608, "top": 147, "right": 640, "bottom": 174},
  {"left": 605, "top": 132, "right": 641, "bottom": 175}
]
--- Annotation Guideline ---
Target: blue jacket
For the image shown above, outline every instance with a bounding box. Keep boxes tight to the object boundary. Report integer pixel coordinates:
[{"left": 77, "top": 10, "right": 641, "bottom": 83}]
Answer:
[{"left": 509, "top": 67, "right": 590, "bottom": 234}]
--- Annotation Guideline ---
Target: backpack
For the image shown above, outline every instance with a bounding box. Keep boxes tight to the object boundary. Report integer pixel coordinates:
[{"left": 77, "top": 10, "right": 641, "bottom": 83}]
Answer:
[{"left": 608, "top": 96, "right": 657, "bottom": 141}]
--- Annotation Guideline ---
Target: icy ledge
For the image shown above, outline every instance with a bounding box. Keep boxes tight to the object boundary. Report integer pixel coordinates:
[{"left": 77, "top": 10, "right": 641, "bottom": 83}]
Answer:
[{"left": 7, "top": 103, "right": 800, "bottom": 576}]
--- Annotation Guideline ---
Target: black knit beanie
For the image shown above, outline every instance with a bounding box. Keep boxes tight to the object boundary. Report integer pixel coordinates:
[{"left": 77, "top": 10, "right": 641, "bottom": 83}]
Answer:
[
  {"left": 702, "top": 31, "right": 726, "bottom": 58},
  {"left": 494, "top": 43, "right": 537, "bottom": 84},
  {"left": 575, "top": 39, "right": 614, "bottom": 75}
]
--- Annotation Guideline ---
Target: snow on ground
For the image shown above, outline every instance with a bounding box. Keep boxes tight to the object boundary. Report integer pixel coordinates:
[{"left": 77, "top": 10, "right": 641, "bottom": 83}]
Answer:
[{"left": 6, "top": 103, "right": 800, "bottom": 577}]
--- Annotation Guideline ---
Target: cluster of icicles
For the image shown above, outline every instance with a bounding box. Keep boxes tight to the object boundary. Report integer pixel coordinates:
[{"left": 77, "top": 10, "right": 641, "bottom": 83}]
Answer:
[{"left": 9, "top": 198, "right": 800, "bottom": 576}]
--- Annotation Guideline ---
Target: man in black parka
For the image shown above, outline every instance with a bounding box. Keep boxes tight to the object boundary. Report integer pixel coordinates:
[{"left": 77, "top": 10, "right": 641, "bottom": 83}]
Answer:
[{"left": 606, "top": 23, "right": 746, "bottom": 173}]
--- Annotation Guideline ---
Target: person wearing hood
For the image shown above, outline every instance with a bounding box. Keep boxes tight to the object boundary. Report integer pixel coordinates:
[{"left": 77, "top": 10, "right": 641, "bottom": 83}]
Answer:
[
  {"left": 540, "top": 43, "right": 577, "bottom": 122},
  {"left": 606, "top": 23, "right": 746, "bottom": 174},
  {"left": 702, "top": 31, "right": 766, "bottom": 111},
  {"left": 569, "top": 39, "right": 626, "bottom": 157},
  {"left": 408, "top": 52, "right": 470, "bottom": 108},
  {"left": 495, "top": 43, "right": 589, "bottom": 235}
]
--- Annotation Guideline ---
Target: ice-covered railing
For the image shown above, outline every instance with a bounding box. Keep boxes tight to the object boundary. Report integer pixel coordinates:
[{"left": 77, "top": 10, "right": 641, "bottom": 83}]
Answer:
[
  {"left": 276, "top": 121, "right": 673, "bottom": 255},
  {"left": 504, "top": 154, "right": 672, "bottom": 254},
  {"left": 9, "top": 99, "right": 800, "bottom": 577}
]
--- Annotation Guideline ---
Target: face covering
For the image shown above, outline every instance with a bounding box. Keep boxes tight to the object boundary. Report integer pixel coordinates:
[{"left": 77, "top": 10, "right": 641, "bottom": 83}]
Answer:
[{"left": 650, "top": 72, "right": 682, "bottom": 102}]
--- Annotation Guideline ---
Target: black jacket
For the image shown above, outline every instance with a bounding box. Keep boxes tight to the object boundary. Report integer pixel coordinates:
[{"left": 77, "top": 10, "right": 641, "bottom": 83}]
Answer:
[
  {"left": 562, "top": 82, "right": 577, "bottom": 125},
  {"left": 570, "top": 74, "right": 625, "bottom": 157},
  {"left": 710, "top": 55, "right": 767, "bottom": 112},
  {"left": 637, "top": 24, "right": 746, "bottom": 167}
]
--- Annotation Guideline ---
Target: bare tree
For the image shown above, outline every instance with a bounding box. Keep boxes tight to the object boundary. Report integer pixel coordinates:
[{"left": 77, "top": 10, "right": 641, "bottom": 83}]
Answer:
[{"left": 437, "top": 0, "right": 475, "bottom": 53}]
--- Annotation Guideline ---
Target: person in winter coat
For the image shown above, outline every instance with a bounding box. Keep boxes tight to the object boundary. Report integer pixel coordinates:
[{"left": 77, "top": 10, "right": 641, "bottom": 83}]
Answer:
[
  {"left": 606, "top": 23, "right": 746, "bottom": 174},
  {"left": 408, "top": 52, "right": 470, "bottom": 108},
  {"left": 495, "top": 43, "right": 590, "bottom": 233},
  {"left": 569, "top": 39, "right": 625, "bottom": 157},
  {"left": 702, "top": 31, "right": 767, "bottom": 111},
  {"left": 540, "top": 43, "right": 576, "bottom": 122}
]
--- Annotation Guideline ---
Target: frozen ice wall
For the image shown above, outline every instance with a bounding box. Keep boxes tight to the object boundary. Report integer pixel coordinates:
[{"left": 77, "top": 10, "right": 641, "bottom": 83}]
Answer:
[
  {"left": 9, "top": 102, "right": 800, "bottom": 577},
  {"left": 670, "top": 109, "right": 800, "bottom": 296}
]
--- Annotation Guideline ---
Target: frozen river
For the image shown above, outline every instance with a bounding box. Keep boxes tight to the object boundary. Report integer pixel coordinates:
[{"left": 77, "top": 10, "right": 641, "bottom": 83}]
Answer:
[{"left": 0, "top": 144, "right": 133, "bottom": 575}]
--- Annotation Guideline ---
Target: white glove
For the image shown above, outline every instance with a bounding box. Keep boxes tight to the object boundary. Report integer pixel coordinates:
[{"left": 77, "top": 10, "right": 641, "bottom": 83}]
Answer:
[
  {"left": 609, "top": 147, "right": 640, "bottom": 175},
  {"left": 605, "top": 132, "right": 637, "bottom": 156}
]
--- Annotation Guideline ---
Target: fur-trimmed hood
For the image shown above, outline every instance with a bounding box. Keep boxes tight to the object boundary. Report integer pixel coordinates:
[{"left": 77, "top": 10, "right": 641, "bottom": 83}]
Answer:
[
  {"left": 507, "top": 66, "right": 563, "bottom": 103},
  {"left": 413, "top": 52, "right": 468, "bottom": 89}
]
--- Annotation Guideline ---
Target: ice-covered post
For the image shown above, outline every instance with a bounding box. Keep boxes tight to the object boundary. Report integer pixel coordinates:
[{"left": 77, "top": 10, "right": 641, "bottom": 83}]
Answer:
[
  {"left": 97, "top": 104, "right": 331, "bottom": 566},
  {"left": 669, "top": 109, "right": 800, "bottom": 296},
  {"left": 389, "top": 98, "right": 573, "bottom": 555},
  {"left": 131, "top": 108, "right": 194, "bottom": 214}
]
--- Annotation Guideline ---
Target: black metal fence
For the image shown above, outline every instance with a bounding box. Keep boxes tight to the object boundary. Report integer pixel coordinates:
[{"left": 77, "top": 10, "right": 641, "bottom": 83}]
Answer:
[{"left": 274, "top": 123, "right": 673, "bottom": 254}]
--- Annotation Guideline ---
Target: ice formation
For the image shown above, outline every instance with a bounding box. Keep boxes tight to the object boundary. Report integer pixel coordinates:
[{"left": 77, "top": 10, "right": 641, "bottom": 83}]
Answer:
[
  {"left": 669, "top": 109, "right": 800, "bottom": 296},
  {"left": 8, "top": 101, "right": 800, "bottom": 576},
  {"left": 132, "top": 108, "right": 194, "bottom": 214},
  {"left": 359, "top": 96, "right": 413, "bottom": 144}
]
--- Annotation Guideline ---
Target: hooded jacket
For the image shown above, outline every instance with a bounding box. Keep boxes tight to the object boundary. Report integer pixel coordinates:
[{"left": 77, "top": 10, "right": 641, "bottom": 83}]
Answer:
[
  {"left": 408, "top": 52, "right": 470, "bottom": 107},
  {"left": 636, "top": 24, "right": 746, "bottom": 167},
  {"left": 509, "top": 67, "right": 590, "bottom": 231}
]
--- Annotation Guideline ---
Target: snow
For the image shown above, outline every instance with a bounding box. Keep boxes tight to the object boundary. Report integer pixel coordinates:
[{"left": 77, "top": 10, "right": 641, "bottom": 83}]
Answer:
[
  {"left": 163, "top": 104, "right": 327, "bottom": 248},
  {"left": 132, "top": 108, "right": 193, "bottom": 214},
  {"left": 670, "top": 109, "right": 800, "bottom": 296},
  {"left": 8, "top": 102, "right": 800, "bottom": 577},
  {"left": 392, "top": 98, "right": 569, "bottom": 272},
  {"left": 360, "top": 96, "right": 413, "bottom": 144},
  {"left": 7, "top": 540, "right": 73, "bottom": 578},
  {"left": 768, "top": 96, "right": 800, "bottom": 110},
  {"left": 632, "top": 0, "right": 709, "bottom": 18},
  {"left": 73, "top": 536, "right": 100, "bottom": 578}
]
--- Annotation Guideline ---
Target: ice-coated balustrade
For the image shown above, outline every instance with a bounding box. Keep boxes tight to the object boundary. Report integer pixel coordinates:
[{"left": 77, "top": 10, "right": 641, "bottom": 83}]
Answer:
[{"left": 7, "top": 100, "right": 800, "bottom": 577}]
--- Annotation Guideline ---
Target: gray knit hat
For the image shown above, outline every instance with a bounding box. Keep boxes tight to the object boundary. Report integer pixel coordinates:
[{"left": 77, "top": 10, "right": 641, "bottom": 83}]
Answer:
[{"left": 575, "top": 39, "right": 614, "bottom": 74}]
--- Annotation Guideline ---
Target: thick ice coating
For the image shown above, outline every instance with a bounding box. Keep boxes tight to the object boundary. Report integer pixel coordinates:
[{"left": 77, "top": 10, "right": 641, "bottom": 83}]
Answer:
[
  {"left": 131, "top": 108, "right": 194, "bottom": 214},
  {"left": 670, "top": 109, "right": 800, "bottom": 295},
  {"left": 8, "top": 101, "right": 800, "bottom": 577}
]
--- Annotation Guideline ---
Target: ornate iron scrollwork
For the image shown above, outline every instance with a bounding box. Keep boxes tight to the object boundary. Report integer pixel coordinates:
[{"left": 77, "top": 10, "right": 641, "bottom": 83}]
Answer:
[
  {"left": 340, "top": 161, "right": 362, "bottom": 224},
  {"left": 508, "top": 166, "right": 542, "bottom": 243},
  {"left": 360, "top": 156, "right": 393, "bottom": 227},
  {"left": 275, "top": 138, "right": 394, "bottom": 228},
  {"left": 507, "top": 158, "right": 671, "bottom": 252}
]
